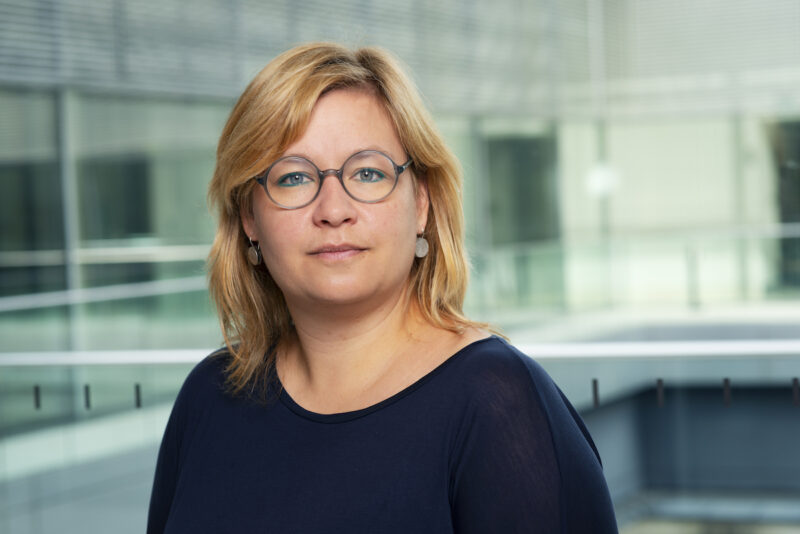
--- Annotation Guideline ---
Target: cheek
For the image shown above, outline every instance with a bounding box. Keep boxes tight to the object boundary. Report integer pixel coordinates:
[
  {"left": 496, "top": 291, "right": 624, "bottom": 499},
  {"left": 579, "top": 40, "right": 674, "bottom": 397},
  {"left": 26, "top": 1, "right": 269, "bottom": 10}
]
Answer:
[
  {"left": 259, "top": 232, "right": 305, "bottom": 296},
  {"left": 263, "top": 224, "right": 300, "bottom": 253},
  {"left": 372, "top": 195, "right": 418, "bottom": 242},
  {"left": 260, "top": 231, "right": 292, "bottom": 266},
  {"left": 252, "top": 212, "right": 303, "bottom": 281},
  {"left": 379, "top": 196, "right": 422, "bottom": 262}
]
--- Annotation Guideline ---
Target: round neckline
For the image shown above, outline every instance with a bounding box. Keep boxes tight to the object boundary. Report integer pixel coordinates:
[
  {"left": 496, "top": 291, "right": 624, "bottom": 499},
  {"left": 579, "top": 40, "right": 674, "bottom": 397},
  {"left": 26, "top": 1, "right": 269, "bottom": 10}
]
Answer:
[{"left": 277, "top": 335, "right": 497, "bottom": 424}]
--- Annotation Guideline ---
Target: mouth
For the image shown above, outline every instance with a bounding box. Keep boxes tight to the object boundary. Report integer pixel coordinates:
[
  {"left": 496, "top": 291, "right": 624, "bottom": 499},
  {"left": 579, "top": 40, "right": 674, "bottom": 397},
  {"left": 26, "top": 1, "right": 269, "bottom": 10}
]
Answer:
[{"left": 309, "top": 244, "right": 367, "bottom": 260}]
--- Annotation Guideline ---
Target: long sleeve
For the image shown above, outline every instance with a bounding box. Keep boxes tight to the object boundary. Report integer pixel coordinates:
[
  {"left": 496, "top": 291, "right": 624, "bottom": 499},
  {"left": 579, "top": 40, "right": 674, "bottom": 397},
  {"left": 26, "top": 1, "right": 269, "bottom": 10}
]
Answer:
[
  {"left": 449, "top": 348, "right": 618, "bottom": 533},
  {"left": 146, "top": 394, "right": 183, "bottom": 534},
  {"left": 147, "top": 356, "right": 211, "bottom": 534}
]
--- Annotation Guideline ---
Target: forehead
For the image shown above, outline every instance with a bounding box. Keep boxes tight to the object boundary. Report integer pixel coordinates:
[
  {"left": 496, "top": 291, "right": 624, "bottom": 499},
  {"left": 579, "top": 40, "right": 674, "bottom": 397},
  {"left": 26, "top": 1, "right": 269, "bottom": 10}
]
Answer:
[{"left": 282, "top": 88, "right": 405, "bottom": 164}]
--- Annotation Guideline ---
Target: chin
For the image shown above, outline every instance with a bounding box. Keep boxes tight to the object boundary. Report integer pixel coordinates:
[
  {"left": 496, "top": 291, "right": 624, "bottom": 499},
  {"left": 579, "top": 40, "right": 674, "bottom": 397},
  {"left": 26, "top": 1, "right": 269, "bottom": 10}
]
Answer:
[{"left": 300, "top": 280, "right": 405, "bottom": 309}]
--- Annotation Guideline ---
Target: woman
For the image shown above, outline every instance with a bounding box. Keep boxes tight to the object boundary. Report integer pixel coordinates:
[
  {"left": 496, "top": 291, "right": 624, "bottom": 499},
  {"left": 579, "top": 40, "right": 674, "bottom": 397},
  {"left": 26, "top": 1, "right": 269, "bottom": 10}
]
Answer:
[{"left": 147, "top": 43, "right": 618, "bottom": 533}]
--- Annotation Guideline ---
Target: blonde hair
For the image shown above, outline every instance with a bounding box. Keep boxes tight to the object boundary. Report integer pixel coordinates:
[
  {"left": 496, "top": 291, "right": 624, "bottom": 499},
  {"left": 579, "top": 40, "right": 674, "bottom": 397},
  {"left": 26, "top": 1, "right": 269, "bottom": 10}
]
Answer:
[{"left": 208, "top": 42, "right": 483, "bottom": 397}]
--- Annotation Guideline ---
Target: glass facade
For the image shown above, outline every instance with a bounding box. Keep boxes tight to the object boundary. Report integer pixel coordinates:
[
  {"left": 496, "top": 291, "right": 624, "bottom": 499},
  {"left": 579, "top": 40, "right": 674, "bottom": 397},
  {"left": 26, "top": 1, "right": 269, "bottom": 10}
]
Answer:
[{"left": 2, "top": 0, "right": 800, "bottom": 532}]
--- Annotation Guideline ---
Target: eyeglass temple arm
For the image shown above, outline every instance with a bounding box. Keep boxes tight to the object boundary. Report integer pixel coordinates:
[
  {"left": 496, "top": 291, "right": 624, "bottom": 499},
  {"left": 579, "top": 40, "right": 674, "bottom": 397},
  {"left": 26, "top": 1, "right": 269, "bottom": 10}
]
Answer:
[{"left": 396, "top": 159, "right": 413, "bottom": 174}]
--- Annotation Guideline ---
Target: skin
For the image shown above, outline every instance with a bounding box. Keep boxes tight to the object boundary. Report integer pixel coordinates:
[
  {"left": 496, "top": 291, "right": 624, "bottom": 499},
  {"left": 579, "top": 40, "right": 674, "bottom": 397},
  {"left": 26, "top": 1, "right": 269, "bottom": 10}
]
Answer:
[{"left": 242, "top": 88, "right": 486, "bottom": 414}]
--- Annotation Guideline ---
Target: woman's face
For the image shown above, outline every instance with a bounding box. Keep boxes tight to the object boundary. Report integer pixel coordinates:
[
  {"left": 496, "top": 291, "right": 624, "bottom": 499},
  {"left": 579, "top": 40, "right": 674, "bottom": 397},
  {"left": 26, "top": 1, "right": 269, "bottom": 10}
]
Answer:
[{"left": 242, "top": 88, "right": 429, "bottom": 313}]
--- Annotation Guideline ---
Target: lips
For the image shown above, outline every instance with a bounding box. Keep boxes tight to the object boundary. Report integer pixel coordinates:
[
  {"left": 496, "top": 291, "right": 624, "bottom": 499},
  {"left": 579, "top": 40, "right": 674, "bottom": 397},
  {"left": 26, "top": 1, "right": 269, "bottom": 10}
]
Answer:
[
  {"left": 310, "top": 243, "right": 364, "bottom": 254},
  {"left": 309, "top": 243, "right": 366, "bottom": 260}
]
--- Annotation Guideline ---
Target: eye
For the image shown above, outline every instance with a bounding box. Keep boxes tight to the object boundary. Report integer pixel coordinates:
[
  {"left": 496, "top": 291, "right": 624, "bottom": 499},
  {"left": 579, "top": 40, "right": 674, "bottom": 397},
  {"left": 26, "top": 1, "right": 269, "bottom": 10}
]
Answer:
[
  {"left": 276, "top": 172, "right": 314, "bottom": 187},
  {"left": 352, "top": 168, "right": 386, "bottom": 183}
]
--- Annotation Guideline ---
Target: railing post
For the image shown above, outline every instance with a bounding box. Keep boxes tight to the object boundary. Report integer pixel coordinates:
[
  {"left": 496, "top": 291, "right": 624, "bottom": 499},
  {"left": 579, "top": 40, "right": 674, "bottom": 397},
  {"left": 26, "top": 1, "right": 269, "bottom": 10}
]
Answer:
[{"left": 686, "top": 242, "right": 700, "bottom": 309}]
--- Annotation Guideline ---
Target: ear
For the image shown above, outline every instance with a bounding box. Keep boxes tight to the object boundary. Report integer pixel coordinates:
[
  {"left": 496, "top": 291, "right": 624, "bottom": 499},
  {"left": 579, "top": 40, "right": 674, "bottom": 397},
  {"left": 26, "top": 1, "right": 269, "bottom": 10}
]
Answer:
[{"left": 415, "top": 176, "right": 430, "bottom": 234}]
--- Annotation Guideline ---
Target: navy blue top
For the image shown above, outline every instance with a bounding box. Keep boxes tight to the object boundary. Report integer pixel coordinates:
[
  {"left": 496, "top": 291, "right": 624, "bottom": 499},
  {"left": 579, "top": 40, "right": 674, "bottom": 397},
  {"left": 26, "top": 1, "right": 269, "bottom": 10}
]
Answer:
[{"left": 147, "top": 336, "right": 618, "bottom": 533}]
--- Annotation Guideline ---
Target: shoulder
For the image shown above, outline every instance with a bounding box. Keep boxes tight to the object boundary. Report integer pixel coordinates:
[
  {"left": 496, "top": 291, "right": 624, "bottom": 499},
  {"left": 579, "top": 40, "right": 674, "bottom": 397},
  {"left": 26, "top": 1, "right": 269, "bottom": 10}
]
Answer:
[
  {"left": 455, "top": 335, "right": 602, "bottom": 461},
  {"left": 161, "top": 348, "right": 246, "bottom": 448},
  {"left": 154, "top": 349, "right": 231, "bottom": 460},
  {"left": 455, "top": 335, "right": 544, "bottom": 377},
  {"left": 169, "top": 348, "right": 233, "bottom": 418},
  {"left": 453, "top": 335, "right": 559, "bottom": 407},
  {"left": 451, "top": 337, "right": 617, "bottom": 530},
  {"left": 181, "top": 348, "right": 230, "bottom": 397}
]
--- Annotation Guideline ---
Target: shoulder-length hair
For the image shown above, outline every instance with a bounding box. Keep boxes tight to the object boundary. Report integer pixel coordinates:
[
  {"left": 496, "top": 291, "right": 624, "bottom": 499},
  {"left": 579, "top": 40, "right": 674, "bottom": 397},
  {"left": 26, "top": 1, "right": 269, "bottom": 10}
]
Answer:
[{"left": 208, "top": 42, "right": 481, "bottom": 398}]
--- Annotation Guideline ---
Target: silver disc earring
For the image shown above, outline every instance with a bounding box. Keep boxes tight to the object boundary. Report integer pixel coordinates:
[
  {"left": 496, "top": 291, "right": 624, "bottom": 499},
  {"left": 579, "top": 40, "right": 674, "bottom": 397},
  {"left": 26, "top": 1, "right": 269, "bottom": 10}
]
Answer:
[
  {"left": 415, "top": 235, "right": 429, "bottom": 258},
  {"left": 247, "top": 238, "right": 262, "bottom": 266}
]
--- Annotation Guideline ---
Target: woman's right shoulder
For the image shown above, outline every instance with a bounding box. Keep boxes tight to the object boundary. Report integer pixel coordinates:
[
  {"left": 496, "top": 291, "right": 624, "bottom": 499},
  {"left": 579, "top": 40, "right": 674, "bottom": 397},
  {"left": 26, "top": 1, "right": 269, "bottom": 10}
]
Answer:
[
  {"left": 155, "top": 349, "right": 238, "bottom": 473},
  {"left": 173, "top": 347, "right": 233, "bottom": 406}
]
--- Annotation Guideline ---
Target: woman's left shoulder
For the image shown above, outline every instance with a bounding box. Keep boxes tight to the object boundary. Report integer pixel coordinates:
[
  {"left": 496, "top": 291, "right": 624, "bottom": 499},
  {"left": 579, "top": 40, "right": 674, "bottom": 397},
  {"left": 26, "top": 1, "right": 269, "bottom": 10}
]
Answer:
[
  {"left": 447, "top": 334, "right": 619, "bottom": 532},
  {"left": 453, "top": 334, "right": 557, "bottom": 397},
  {"left": 454, "top": 334, "right": 601, "bottom": 455}
]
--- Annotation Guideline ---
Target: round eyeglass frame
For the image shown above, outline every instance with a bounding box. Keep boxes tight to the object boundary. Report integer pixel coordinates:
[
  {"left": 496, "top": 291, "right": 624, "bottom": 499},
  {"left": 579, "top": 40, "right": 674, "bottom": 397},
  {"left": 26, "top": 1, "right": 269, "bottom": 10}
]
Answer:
[{"left": 254, "top": 149, "right": 413, "bottom": 210}]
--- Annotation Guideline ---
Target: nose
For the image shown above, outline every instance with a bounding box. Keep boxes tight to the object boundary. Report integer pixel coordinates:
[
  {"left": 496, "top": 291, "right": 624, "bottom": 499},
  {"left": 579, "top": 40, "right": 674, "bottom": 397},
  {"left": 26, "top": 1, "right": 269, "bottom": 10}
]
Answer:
[{"left": 311, "top": 171, "right": 357, "bottom": 227}]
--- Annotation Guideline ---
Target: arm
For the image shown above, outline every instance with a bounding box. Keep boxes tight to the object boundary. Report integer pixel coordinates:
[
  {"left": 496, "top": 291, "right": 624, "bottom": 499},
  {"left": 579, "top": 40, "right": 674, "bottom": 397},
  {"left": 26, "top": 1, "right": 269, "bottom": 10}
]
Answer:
[
  {"left": 146, "top": 397, "right": 183, "bottom": 534},
  {"left": 449, "top": 353, "right": 617, "bottom": 533}
]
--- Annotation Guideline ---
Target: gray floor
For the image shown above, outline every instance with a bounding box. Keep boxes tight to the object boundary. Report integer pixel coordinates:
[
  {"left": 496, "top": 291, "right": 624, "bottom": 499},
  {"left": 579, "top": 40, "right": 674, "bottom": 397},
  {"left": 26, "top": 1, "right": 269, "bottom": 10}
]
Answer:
[
  {"left": 621, "top": 520, "right": 800, "bottom": 534},
  {"left": 1, "top": 446, "right": 156, "bottom": 534}
]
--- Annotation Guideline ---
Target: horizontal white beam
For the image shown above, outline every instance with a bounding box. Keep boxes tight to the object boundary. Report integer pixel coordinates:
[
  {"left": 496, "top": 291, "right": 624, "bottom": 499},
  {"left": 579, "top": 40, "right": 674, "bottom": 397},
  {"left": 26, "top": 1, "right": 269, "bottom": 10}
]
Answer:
[
  {"left": 0, "top": 349, "right": 213, "bottom": 366},
  {"left": 3, "top": 339, "right": 800, "bottom": 366},
  {"left": 0, "top": 276, "right": 207, "bottom": 312},
  {"left": 517, "top": 339, "right": 800, "bottom": 359},
  {"left": 0, "top": 244, "right": 210, "bottom": 267}
]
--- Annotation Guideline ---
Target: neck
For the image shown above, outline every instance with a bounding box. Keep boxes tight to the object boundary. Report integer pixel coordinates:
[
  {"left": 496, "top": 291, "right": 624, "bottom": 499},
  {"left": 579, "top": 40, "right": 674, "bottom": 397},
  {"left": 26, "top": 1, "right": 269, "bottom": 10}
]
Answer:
[{"left": 279, "top": 286, "right": 429, "bottom": 402}]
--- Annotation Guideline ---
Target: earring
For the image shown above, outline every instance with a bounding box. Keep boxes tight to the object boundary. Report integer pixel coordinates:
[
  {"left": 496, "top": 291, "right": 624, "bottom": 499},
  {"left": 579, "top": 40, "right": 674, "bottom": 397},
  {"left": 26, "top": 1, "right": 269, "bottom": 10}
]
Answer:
[
  {"left": 415, "top": 235, "right": 429, "bottom": 258},
  {"left": 247, "top": 237, "right": 262, "bottom": 266}
]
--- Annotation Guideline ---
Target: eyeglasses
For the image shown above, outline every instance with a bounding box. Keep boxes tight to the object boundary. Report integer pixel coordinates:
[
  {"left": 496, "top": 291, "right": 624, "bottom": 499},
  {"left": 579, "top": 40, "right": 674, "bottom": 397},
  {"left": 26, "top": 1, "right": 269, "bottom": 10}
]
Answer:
[{"left": 254, "top": 150, "right": 413, "bottom": 209}]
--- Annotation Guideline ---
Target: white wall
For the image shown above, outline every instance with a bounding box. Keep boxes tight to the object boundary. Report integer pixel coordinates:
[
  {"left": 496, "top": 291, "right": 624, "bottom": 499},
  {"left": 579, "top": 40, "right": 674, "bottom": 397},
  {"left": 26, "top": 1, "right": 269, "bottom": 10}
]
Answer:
[{"left": 558, "top": 117, "right": 780, "bottom": 309}]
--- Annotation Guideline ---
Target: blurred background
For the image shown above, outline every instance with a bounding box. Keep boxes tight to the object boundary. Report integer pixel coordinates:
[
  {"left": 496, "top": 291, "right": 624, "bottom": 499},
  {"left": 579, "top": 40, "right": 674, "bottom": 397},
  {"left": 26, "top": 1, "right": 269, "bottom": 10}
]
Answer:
[{"left": 2, "top": 0, "right": 800, "bottom": 532}]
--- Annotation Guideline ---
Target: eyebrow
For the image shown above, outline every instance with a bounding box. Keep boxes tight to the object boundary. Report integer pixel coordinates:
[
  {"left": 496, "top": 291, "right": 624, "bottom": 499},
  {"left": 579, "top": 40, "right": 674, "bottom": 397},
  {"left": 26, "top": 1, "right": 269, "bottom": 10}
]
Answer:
[{"left": 281, "top": 146, "right": 404, "bottom": 164}]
